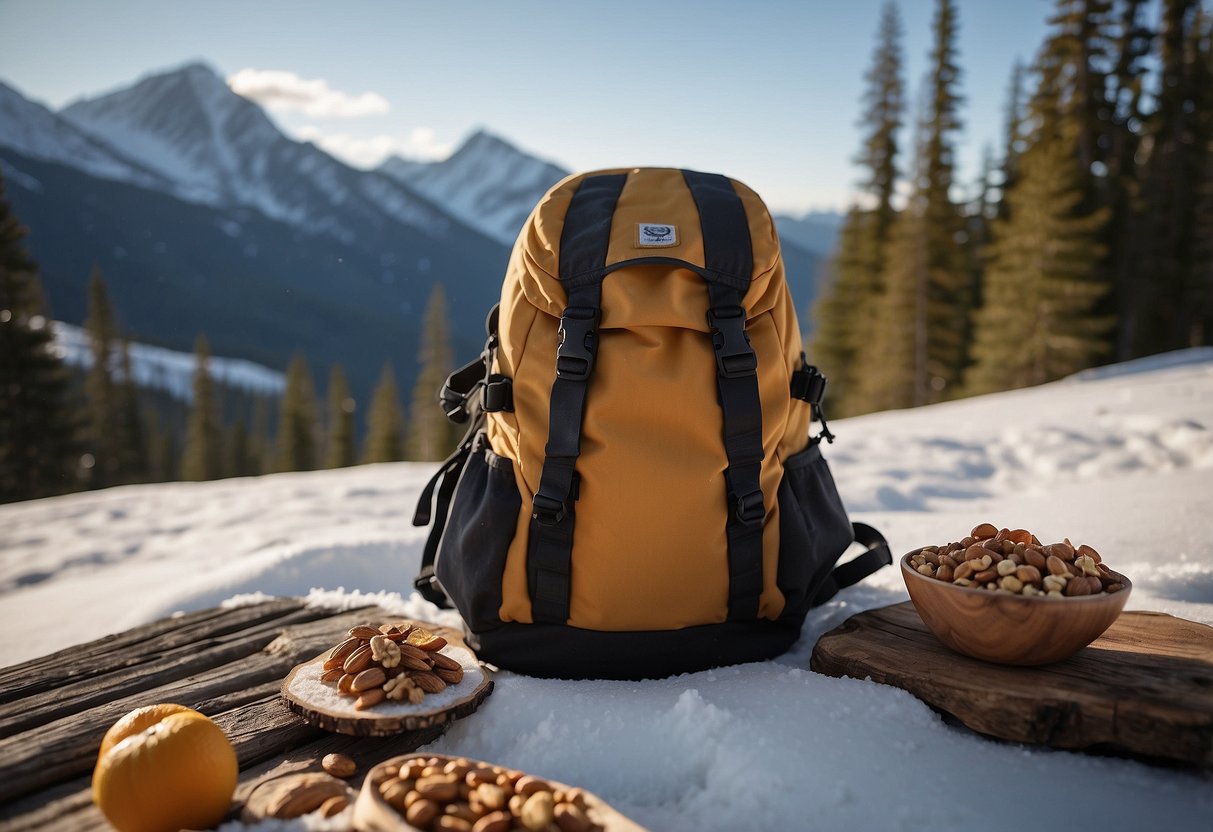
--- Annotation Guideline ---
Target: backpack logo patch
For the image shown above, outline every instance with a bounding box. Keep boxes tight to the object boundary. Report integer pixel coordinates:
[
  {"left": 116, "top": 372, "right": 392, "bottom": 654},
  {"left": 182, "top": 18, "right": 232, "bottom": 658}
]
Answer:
[{"left": 637, "top": 223, "right": 678, "bottom": 247}]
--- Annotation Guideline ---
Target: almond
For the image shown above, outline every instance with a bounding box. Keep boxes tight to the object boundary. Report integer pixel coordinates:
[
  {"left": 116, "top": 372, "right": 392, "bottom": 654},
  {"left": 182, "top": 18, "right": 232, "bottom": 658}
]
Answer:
[
  {"left": 354, "top": 688, "right": 385, "bottom": 710},
  {"left": 348, "top": 625, "right": 382, "bottom": 640},
  {"left": 410, "top": 670, "right": 448, "bottom": 694},
  {"left": 329, "top": 636, "right": 360, "bottom": 662},
  {"left": 322, "top": 753, "right": 356, "bottom": 779},
  {"left": 472, "top": 811, "right": 512, "bottom": 832},
  {"left": 431, "top": 651, "right": 462, "bottom": 671},
  {"left": 352, "top": 666, "right": 386, "bottom": 692},
  {"left": 406, "top": 627, "right": 449, "bottom": 652},
  {"left": 342, "top": 643, "right": 373, "bottom": 674}
]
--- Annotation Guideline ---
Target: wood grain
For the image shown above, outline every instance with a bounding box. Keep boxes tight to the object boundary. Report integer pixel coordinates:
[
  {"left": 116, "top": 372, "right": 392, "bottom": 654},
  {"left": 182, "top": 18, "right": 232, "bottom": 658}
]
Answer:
[
  {"left": 810, "top": 602, "right": 1213, "bottom": 767},
  {"left": 0, "top": 601, "right": 490, "bottom": 831}
]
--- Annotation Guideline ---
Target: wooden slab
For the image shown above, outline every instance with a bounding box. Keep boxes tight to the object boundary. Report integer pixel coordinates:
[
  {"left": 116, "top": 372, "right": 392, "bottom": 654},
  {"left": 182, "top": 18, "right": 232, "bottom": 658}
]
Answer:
[
  {"left": 810, "top": 602, "right": 1213, "bottom": 767},
  {"left": 281, "top": 624, "right": 493, "bottom": 737},
  {"left": 0, "top": 602, "right": 472, "bottom": 831}
]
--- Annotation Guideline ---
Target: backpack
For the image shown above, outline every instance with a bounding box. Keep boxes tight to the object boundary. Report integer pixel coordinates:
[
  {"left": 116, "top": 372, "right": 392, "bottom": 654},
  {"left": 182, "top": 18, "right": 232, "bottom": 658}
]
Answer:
[{"left": 413, "top": 167, "right": 891, "bottom": 679}]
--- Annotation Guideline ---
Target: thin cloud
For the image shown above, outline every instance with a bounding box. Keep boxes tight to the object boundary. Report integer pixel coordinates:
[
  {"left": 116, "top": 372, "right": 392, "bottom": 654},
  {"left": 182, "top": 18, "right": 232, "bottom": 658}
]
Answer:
[
  {"left": 227, "top": 68, "right": 389, "bottom": 118},
  {"left": 295, "top": 125, "right": 452, "bottom": 168}
]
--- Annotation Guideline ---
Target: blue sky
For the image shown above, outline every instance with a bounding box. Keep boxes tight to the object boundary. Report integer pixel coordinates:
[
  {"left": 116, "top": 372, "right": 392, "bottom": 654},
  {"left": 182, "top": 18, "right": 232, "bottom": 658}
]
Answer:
[{"left": 0, "top": 0, "right": 1052, "bottom": 214}]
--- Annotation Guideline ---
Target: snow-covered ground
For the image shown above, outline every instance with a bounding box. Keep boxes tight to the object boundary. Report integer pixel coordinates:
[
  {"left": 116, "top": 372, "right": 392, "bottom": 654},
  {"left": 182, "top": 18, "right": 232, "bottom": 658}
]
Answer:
[{"left": 2, "top": 350, "right": 1212, "bottom": 830}]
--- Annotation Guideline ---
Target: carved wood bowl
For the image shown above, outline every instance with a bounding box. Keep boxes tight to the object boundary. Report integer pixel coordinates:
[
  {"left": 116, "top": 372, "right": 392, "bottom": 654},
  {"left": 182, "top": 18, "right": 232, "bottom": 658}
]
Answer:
[{"left": 901, "top": 554, "right": 1132, "bottom": 665}]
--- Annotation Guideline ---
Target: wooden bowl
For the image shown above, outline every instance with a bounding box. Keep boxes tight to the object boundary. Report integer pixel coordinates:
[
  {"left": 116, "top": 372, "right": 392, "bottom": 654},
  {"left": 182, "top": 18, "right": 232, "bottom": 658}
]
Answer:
[
  {"left": 353, "top": 753, "right": 646, "bottom": 831},
  {"left": 901, "top": 554, "right": 1132, "bottom": 665}
]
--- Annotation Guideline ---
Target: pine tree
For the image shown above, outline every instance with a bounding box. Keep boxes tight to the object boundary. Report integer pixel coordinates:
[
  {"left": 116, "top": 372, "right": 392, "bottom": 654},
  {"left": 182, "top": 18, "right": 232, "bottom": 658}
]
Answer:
[
  {"left": 324, "top": 364, "right": 356, "bottom": 469},
  {"left": 144, "top": 408, "right": 175, "bottom": 483},
  {"left": 1137, "top": 0, "right": 1213, "bottom": 352},
  {"left": 182, "top": 334, "right": 222, "bottom": 481},
  {"left": 83, "top": 267, "right": 119, "bottom": 488},
  {"left": 114, "top": 335, "right": 148, "bottom": 484},
  {"left": 856, "top": 0, "right": 968, "bottom": 409},
  {"left": 406, "top": 284, "right": 456, "bottom": 461},
  {"left": 223, "top": 418, "right": 255, "bottom": 478},
  {"left": 808, "top": 1, "right": 905, "bottom": 414},
  {"left": 0, "top": 174, "right": 79, "bottom": 502},
  {"left": 966, "top": 42, "right": 1113, "bottom": 394},
  {"left": 249, "top": 394, "right": 271, "bottom": 475},
  {"left": 363, "top": 362, "right": 405, "bottom": 464},
  {"left": 276, "top": 354, "right": 318, "bottom": 472},
  {"left": 1000, "top": 59, "right": 1027, "bottom": 212}
]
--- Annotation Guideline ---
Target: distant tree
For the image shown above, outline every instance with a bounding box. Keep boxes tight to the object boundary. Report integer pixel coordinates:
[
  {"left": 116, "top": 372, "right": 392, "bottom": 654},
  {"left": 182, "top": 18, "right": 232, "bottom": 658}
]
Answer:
[
  {"left": 999, "top": 59, "right": 1027, "bottom": 212},
  {"left": 406, "top": 284, "right": 457, "bottom": 461},
  {"left": 808, "top": 1, "right": 905, "bottom": 414},
  {"left": 114, "top": 339, "right": 148, "bottom": 484},
  {"left": 0, "top": 175, "right": 79, "bottom": 502},
  {"left": 223, "top": 417, "right": 256, "bottom": 478},
  {"left": 181, "top": 334, "right": 222, "bottom": 480},
  {"left": 1136, "top": 0, "right": 1213, "bottom": 352},
  {"left": 966, "top": 69, "right": 1112, "bottom": 393},
  {"left": 249, "top": 394, "right": 272, "bottom": 475},
  {"left": 324, "top": 364, "right": 356, "bottom": 469},
  {"left": 83, "top": 267, "right": 119, "bottom": 488},
  {"left": 276, "top": 354, "right": 318, "bottom": 472},
  {"left": 363, "top": 362, "right": 405, "bottom": 464},
  {"left": 856, "top": 0, "right": 968, "bottom": 410},
  {"left": 143, "top": 408, "right": 176, "bottom": 483}
]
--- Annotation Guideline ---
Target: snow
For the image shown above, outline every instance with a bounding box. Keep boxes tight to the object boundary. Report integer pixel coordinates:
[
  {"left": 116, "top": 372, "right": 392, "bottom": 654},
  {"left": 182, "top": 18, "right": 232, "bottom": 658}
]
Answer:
[
  {"left": 2, "top": 351, "right": 1212, "bottom": 830},
  {"left": 51, "top": 321, "right": 286, "bottom": 401}
]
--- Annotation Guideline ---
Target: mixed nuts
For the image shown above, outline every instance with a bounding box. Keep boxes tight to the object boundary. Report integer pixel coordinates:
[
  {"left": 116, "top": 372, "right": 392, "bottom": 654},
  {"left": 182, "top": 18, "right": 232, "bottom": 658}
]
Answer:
[
  {"left": 321, "top": 622, "right": 465, "bottom": 710},
  {"left": 373, "top": 756, "right": 603, "bottom": 832},
  {"left": 908, "top": 523, "right": 1128, "bottom": 597}
]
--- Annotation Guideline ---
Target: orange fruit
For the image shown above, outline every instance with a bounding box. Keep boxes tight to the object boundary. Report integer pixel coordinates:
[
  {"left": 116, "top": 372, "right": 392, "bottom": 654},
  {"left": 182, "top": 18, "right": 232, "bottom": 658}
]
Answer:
[{"left": 92, "top": 703, "right": 238, "bottom": 832}]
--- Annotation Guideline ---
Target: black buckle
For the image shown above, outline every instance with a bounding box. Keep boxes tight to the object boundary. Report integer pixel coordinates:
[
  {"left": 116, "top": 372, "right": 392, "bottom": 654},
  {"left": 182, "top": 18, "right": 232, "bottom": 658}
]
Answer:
[
  {"left": 440, "top": 385, "right": 470, "bottom": 424},
  {"left": 413, "top": 566, "right": 438, "bottom": 593},
  {"left": 708, "top": 305, "right": 757, "bottom": 378},
  {"left": 532, "top": 492, "right": 567, "bottom": 526},
  {"left": 483, "top": 376, "right": 513, "bottom": 412},
  {"left": 734, "top": 489, "right": 766, "bottom": 526},
  {"left": 556, "top": 306, "right": 600, "bottom": 381},
  {"left": 790, "top": 364, "right": 827, "bottom": 405}
]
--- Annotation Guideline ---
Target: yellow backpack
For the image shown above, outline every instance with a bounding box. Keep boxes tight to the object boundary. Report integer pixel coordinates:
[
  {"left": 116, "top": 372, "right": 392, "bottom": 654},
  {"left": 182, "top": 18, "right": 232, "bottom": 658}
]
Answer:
[{"left": 414, "top": 168, "right": 890, "bottom": 678}]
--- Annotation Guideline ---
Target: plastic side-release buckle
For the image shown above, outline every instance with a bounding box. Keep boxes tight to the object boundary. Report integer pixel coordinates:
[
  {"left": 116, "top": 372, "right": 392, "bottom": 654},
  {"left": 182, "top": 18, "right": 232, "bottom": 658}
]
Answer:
[
  {"left": 790, "top": 364, "right": 827, "bottom": 405},
  {"left": 708, "top": 305, "right": 758, "bottom": 378},
  {"left": 483, "top": 376, "right": 514, "bottom": 412},
  {"left": 556, "top": 306, "right": 600, "bottom": 381},
  {"left": 531, "top": 492, "right": 567, "bottom": 526}
]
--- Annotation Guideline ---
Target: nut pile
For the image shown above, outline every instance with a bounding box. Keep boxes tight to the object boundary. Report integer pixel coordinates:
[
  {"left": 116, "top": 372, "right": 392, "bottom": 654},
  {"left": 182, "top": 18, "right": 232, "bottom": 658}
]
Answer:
[
  {"left": 321, "top": 622, "right": 464, "bottom": 710},
  {"left": 373, "top": 756, "right": 603, "bottom": 832},
  {"left": 908, "top": 523, "right": 1127, "bottom": 597}
]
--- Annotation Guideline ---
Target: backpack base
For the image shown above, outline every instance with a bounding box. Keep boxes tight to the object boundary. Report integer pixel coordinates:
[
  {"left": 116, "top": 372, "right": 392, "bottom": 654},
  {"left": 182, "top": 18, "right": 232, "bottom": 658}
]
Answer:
[{"left": 472, "top": 616, "right": 806, "bottom": 680}]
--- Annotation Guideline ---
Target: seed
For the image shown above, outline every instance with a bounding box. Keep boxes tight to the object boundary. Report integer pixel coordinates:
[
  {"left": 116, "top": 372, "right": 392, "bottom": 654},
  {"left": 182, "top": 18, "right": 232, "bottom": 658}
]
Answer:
[
  {"left": 1046, "top": 555, "right": 1069, "bottom": 576},
  {"left": 1025, "top": 549, "right": 1048, "bottom": 570},
  {"left": 974, "top": 568, "right": 998, "bottom": 583},
  {"left": 917, "top": 563, "right": 935, "bottom": 577},
  {"left": 996, "top": 560, "right": 1017, "bottom": 577},
  {"left": 999, "top": 575, "right": 1024, "bottom": 593},
  {"left": 936, "top": 563, "right": 955, "bottom": 582},
  {"left": 406, "top": 799, "right": 441, "bottom": 827},
  {"left": 964, "top": 543, "right": 988, "bottom": 562},
  {"left": 954, "top": 561, "right": 975, "bottom": 581},
  {"left": 1076, "top": 555, "right": 1100, "bottom": 577},
  {"left": 322, "top": 752, "right": 356, "bottom": 779}
]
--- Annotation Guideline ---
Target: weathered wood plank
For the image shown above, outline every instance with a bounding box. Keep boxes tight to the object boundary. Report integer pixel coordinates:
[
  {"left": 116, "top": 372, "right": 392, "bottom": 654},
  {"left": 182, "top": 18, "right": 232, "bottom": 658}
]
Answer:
[
  {"left": 0, "top": 598, "right": 307, "bottom": 703},
  {"left": 810, "top": 602, "right": 1213, "bottom": 767},
  {"left": 0, "top": 775, "right": 103, "bottom": 832},
  {"left": 0, "top": 604, "right": 339, "bottom": 735},
  {"left": 0, "top": 604, "right": 387, "bottom": 804}
]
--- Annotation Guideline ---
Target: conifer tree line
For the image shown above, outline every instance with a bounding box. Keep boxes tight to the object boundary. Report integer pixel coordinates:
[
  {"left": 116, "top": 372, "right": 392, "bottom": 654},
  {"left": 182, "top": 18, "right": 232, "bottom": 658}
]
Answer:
[
  {"left": 811, "top": 0, "right": 1213, "bottom": 415},
  {"left": 0, "top": 169, "right": 460, "bottom": 503}
]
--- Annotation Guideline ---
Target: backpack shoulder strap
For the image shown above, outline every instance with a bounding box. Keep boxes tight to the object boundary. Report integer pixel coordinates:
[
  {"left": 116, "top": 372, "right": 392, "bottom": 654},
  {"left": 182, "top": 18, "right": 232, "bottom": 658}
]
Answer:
[
  {"left": 527, "top": 172, "right": 628, "bottom": 623},
  {"left": 683, "top": 170, "right": 765, "bottom": 621}
]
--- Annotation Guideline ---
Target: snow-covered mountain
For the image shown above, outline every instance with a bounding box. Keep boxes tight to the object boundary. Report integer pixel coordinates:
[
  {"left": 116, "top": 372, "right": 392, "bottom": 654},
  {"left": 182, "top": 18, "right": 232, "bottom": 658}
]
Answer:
[
  {"left": 59, "top": 62, "right": 460, "bottom": 241},
  {"left": 379, "top": 130, "right": 569, "bottom": 246},
  {"left": 0, "top": 81, "right": 171, "bottom": 192},
  {"left": 52, "top": 321, "right": 285, "bottom": 402}
]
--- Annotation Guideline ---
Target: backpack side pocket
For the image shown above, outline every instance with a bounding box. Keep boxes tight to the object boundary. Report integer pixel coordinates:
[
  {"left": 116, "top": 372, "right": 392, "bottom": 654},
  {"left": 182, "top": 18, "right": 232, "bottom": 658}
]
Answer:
[
  {"left": 435, "top": 434, "right": 521, "bottom": 631},
  {"left": 776, "top": 442, "right": 855, "bottom": 618}
]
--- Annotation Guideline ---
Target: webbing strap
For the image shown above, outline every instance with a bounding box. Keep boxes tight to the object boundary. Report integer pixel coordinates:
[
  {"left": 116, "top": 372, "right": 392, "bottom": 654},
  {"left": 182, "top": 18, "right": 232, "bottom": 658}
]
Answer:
[
  {"left": 683, "top": 169, "right": 765, "bottom": 621},
  {"left": 527, "top": 173, "right": 626, "bottom": 623},
  {"left": 811, "top": 522, "right": 893, "bottom": 607}
]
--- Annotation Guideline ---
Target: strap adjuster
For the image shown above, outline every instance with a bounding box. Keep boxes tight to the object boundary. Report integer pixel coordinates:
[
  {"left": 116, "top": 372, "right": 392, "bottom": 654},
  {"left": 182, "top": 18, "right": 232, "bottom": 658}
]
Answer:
[
  {"left": 556, "top": 306, "right": 600, "bottom": 381},
  {"left": 708, "top": 305, "right": 758, "bottom": 378},
  {"left": 483, "top": 376, "right": 514, "bottom": 412},
  {"left": 532, "top": 492, "right": 567, "bottom": 526},
  {"left": 734, "top": 488, "right": 765, "bottom": 526}
]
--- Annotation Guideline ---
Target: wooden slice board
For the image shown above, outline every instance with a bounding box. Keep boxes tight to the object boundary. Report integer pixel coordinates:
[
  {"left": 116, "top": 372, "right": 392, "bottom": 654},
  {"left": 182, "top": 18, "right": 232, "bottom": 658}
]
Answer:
[
  {"left": 353, "top": 753, "right": 648, "bottom": 832},
  {"left": 811, "top": 602, "right": 1213, "bottom": 767},
  {"left": 281, "top": 624, "right": 493, "bottom": 736}
]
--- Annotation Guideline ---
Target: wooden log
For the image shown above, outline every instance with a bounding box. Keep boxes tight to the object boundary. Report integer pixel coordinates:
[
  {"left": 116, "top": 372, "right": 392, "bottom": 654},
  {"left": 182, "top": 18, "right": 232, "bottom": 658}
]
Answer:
[{"left": 810, "top": 602, "right": 1213, "bottom": 767}]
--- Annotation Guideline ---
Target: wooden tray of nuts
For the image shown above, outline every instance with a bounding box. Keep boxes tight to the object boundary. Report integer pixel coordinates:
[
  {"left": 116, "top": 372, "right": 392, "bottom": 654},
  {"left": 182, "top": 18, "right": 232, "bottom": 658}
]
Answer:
[
  {"left": 353, "top": 753, "right": 647, "bottom": 832},
  {"left": 281, "top": 620, "right": 493, "bottom": 736}
]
